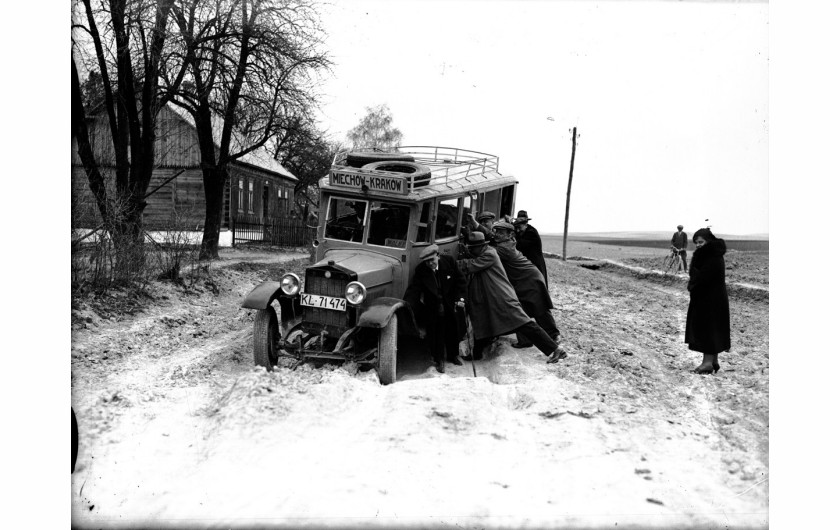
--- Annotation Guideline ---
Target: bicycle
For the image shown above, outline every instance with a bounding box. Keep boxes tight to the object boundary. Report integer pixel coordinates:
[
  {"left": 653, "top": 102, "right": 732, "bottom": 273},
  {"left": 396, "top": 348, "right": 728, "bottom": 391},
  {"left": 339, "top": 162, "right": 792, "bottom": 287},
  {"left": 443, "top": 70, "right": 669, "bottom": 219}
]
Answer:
[{"left": 663, "top": 246, "right": 687, "bottom": 274}]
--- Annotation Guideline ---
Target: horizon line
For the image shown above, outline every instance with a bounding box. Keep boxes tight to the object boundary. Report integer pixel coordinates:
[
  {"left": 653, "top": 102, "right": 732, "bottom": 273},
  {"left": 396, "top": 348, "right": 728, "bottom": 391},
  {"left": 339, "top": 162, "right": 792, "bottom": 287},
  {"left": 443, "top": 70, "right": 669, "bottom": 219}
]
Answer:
[{"left": 546, "top": 231, "right": 770, "bottom": 239}]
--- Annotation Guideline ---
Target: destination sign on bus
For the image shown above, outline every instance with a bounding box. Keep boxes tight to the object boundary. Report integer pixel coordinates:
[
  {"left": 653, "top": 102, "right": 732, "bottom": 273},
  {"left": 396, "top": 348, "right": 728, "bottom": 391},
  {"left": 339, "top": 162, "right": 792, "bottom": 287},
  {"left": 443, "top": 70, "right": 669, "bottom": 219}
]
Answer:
[{"left": 329, "top": 170, "right": 408, "bottom": 195}]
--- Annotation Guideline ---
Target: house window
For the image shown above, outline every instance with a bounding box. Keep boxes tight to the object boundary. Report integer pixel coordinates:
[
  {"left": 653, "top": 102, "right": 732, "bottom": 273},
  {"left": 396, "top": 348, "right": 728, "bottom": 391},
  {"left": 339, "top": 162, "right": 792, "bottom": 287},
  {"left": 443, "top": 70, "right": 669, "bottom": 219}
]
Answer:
[
  {"left": 247, "top": 181, "right": 254, "bottom": 214},
  {"left": 278, "top": 188, "right": 290, "bottom": 215},
  {"left": 238, "top": 179, "right": 244, "bottom": 212}
]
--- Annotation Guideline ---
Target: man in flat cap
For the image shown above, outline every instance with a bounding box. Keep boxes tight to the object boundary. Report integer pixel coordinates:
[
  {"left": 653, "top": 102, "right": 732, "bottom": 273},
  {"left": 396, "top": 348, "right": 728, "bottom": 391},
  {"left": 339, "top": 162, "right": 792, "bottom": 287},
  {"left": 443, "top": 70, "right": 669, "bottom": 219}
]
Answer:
[
  {"left": 458, "top": 232, "right": 567, "bottom": 364},
  {"left": 670, "top": 224, "right": 688, "bottom": 272},
  {"left": 513, "top": 210, "right": 548, "bottom": 284},
  {"left": 492, "top": 221, "right": 561, "bottom": 348},
  {"left": 404, "top": 244, "right": 467, "bottom": 373},
  {"left": 466, "top": 210, "right": 498, "bottom": 246}
]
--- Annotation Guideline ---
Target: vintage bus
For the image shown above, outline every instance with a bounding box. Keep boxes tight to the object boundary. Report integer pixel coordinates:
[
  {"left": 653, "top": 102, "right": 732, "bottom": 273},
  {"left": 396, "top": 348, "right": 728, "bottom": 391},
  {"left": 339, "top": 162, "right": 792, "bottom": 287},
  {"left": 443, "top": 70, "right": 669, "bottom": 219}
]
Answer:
[{"left": 241, "top": 146, "right": 518, "bottom": 384}]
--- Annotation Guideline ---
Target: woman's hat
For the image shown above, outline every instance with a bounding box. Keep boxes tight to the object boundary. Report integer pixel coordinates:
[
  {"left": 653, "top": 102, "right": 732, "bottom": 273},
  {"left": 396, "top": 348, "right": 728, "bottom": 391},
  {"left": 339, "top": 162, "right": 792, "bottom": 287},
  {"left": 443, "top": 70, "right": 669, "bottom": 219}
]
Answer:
[
  {"left": 512, "top": 210, "right": 531, "bottom": 224},
  {"left": 492, "top": 220, "right": 515, "bottom": 232},
  {"left": 465, "top": 231, "right": 488, "bottom": 248},
  {"left": 419, "top": 244, "right": 439, "bottom": 261},
  {"left": 476, "top": 211, "right": 496, "bottom": 222}
]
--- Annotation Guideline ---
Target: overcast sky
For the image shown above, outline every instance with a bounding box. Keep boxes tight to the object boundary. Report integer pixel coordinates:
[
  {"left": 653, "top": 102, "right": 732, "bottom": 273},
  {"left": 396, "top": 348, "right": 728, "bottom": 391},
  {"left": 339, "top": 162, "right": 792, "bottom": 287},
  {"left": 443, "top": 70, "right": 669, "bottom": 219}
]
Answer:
[{"left": 314, "top": 0, "right": 769, "bottom": 236}]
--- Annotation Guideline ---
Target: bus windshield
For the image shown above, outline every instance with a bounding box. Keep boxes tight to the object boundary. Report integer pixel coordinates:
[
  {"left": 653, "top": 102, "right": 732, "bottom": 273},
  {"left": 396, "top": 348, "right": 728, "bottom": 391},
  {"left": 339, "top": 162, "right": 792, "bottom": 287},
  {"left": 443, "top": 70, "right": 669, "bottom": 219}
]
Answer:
[
  {"left": 325, "top": 198, "right": 367, "bottom": 242},
  {"left": 367, "top": 201, "right": 410, "bottom": 248},
  {"left": 324, "top": 198, "right": 410, "bottom": 248}
]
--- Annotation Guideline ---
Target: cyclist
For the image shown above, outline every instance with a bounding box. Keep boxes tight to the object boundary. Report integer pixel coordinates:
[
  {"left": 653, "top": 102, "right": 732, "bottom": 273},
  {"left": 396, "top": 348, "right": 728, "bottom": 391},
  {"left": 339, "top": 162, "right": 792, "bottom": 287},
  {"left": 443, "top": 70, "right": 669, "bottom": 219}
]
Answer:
[{"left": 670, "top": 224, "right": 688, "bottom": 272}]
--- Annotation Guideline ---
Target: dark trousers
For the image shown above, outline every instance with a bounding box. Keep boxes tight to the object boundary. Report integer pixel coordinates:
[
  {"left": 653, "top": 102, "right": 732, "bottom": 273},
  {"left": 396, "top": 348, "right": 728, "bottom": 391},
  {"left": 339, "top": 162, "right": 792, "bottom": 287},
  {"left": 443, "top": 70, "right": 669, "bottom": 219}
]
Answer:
[
  {"left": 477, "top": 320, "right": 557, "bottom": 357},
  {"left": 515, "top": 311, "right": 559, "bottom": 346},
  {"left": 427, "top": 314, "right": 461, "bottom": 363},
  {"left": 678, "top": 250, "right": 687, "bottom": 271}
]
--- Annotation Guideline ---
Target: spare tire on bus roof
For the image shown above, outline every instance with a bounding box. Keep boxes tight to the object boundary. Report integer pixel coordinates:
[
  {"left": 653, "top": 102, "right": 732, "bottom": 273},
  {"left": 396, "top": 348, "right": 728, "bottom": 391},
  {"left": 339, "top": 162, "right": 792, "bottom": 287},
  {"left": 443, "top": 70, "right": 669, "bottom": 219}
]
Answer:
[
  {"left": 361, "top": 161, "right": 432, "bottom": 188},
  {"left": 345, "top": 151, "right": 415, "bottom": 168}
]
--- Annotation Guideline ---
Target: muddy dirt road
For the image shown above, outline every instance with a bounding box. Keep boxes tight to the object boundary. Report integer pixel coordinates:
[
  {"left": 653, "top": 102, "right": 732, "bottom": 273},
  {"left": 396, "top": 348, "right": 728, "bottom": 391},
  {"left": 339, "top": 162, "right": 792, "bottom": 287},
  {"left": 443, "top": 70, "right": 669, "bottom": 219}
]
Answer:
[{"left": 70, "top": 243, "right": 769, "bottom": 528}]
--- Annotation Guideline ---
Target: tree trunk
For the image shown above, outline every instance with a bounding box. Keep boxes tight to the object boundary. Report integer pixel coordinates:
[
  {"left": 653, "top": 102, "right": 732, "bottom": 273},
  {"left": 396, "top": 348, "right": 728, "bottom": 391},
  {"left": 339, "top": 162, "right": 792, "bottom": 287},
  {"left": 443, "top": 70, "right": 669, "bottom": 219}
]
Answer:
[
  {"left": 72, "top": 58, "right": 111, "bottom": 225},
  {"left": 199, "top": 166, "right": 228, "bottom": 260}
]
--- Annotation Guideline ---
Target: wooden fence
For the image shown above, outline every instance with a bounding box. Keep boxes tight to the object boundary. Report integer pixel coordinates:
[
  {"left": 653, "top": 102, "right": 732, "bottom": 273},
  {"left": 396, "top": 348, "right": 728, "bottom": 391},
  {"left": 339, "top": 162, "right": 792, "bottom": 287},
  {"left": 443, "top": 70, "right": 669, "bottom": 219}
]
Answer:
[{"left": 231, "top": 214, "right": 316, "bottom": 248}]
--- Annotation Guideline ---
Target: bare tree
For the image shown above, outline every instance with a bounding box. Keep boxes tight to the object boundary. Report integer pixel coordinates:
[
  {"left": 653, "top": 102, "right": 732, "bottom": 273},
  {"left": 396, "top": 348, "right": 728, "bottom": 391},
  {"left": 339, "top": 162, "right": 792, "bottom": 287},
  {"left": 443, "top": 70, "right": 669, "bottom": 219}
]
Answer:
[
  {"left": 71, "top": 0, "right": 185, "bottom": 251},
  {"left": 168, "top": 0, "right": 330, "bottom": 259},
  {"left": 346, "top": 104, "right": 403, "bottom": 150},
  {"left": 269, "top": 117, "right": 341, "bottom": 219}
]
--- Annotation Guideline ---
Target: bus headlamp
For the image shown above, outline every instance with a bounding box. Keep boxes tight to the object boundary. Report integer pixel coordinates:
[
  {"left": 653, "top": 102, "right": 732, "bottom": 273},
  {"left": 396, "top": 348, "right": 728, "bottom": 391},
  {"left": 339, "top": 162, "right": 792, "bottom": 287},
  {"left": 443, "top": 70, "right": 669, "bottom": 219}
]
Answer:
[
  {"left": 345, "top": 281, "right": 367, "bottom": 305},
  {"left": 280, "top": 273, "right": 301, "bottom": 296}
]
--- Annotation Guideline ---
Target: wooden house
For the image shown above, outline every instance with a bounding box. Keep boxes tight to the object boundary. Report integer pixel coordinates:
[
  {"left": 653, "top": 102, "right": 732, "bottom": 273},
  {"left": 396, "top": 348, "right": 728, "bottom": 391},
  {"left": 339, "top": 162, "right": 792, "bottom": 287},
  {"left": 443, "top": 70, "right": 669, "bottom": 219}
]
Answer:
[{"left": 72, "top": 103, "right": 297, "bottom": 230}]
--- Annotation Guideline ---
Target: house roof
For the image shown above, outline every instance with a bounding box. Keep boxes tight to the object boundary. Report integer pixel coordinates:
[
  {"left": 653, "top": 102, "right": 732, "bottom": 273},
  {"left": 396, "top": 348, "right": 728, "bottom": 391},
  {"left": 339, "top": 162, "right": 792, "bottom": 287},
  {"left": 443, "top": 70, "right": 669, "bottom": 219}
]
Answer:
[{"left": 166, "top": 102, "right": 297, "bottom": 182}]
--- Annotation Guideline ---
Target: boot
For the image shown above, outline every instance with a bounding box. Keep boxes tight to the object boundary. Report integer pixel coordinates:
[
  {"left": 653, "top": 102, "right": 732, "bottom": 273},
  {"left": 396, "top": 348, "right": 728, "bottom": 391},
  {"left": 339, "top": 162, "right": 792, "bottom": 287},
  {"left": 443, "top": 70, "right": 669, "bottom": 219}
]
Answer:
[
  {"left": 434, "top": 360, "right": 445, "bottom": 374},
  {"left": 693, "top": 353, "right": 716, "bottom": 374},
  {"left": 712, "top": 353, "right": 720, "bottom": 374},
  {"left": 547, "top": 347, "right": 567, "bottom": 364}
]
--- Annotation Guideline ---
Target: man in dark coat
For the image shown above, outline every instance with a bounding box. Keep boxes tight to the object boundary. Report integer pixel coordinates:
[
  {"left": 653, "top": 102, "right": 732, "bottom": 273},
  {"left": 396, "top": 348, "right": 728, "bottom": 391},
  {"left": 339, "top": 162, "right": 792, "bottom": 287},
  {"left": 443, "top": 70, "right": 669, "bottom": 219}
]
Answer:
[
  {"left": 513, "top": 210, "right": 548, "bottom": 284},
  {"left": 685, "top": 228, "right": 731, "bottom": 374},
  {"left": 671, "top": 224, "right": 688, "bottom": 272},
  {"left": 404, "top": 244, "right": 467, "bottom": 373},
  {"left": 492, "top": 221, "right": 560, "bottom": 347},
  {"left": 458, "top": 232, "right": 567, "bottom": 363}
]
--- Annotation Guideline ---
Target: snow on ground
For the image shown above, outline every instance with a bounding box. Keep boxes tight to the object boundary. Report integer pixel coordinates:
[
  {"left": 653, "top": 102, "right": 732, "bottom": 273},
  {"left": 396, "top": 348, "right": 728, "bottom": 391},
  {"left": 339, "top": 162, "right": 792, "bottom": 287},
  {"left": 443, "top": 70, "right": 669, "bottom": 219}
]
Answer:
[{"left": 70, "top": 243, "right": 769, "bottom": 529}]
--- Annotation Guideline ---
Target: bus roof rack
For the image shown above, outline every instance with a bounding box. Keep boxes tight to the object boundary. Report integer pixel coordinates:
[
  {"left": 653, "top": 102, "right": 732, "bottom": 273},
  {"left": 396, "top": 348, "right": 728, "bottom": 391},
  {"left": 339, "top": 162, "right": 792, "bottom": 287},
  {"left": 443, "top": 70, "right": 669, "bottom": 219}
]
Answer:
[{"left": 326, "top": 146, "right": 516, "bottom": 197}]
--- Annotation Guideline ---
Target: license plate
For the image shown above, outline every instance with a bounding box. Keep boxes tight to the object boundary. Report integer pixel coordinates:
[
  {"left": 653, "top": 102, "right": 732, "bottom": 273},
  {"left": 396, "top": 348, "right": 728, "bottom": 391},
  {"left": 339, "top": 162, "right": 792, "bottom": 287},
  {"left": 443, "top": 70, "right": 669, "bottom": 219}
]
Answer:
[{"left": 300, "top": 293, "right": 347, "bottom": 311}]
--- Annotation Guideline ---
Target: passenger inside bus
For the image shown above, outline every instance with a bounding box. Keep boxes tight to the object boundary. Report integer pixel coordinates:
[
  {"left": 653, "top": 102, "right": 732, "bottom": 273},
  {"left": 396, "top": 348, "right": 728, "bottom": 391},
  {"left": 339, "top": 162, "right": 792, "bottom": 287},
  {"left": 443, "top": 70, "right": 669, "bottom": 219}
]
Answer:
[
  {"left": 435, "top": 199, "right": 459, "bottom": 240},
  {"left": 367, "top": 202, "right": 410, "bottom": 248},
  {"left": 325, "top": 198, "right": 367, "bottom": 242}
]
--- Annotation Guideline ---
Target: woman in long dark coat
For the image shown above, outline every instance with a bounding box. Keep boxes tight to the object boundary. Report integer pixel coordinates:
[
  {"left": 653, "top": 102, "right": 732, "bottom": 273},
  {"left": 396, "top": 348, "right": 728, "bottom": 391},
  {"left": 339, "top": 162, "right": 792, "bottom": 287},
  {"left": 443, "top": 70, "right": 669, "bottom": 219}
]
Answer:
[{"left": 685, "top": 228, "right": 731, "bottom": 374}]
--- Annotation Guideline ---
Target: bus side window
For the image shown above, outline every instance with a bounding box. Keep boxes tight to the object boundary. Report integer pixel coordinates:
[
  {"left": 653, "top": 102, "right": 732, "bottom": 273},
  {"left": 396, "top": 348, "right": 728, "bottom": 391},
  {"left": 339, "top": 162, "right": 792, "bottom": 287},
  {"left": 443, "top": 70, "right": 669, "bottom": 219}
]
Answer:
[
  {"left": 500, "top": 185, "right": 516, "bottom": 219},
  {"left": 416, "top": 202, "right": 431, "bottom": 243},
  {"left": 483, "top": 189, "right": 501, "bottom": 216},
  {"left": 460, "top": 194, "right": 474, "bottom": 240},
  {"left": 435, "top": 198, "right": 459, "bottom": 241}
]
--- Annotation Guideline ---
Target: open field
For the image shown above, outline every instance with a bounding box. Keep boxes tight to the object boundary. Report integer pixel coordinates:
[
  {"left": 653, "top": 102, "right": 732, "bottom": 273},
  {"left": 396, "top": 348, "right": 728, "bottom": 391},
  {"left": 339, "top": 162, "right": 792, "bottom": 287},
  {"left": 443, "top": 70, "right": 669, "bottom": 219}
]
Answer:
[
  {"left": 548, "top": 237, "right": 769, "bottom": 288},
  {"left": 549, "top": 234, "right": 769, "bottom": 253}
]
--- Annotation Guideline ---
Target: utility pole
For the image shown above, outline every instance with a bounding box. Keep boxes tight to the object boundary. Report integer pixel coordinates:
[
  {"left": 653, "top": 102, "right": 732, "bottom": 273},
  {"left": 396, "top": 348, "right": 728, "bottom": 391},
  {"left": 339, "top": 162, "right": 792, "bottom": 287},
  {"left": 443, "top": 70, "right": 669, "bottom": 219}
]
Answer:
[{"left": 562, "top": 126, "right": 578, "bottom": 261}]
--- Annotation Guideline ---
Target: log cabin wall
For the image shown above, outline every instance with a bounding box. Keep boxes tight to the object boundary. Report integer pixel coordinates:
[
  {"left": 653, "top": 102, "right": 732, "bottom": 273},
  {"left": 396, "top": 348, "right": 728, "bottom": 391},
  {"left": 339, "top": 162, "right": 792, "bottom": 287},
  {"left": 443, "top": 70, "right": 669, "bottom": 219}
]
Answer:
[{"left": 72, "top": 105, "right": 297, "bottom": 230}]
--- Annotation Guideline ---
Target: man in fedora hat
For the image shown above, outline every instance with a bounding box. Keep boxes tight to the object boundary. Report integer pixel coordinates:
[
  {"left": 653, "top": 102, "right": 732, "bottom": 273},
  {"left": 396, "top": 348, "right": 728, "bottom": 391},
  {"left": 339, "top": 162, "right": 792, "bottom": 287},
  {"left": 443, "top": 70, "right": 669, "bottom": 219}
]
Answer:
[
  {"left": 492, "top": 221, "right": 561, "bottom": 348},
  {"left": 458, "top": 231, "right": 567, "bottom": 364},
  {"left": 512, "top": 210, "right": 548, "bottom": 284},
  {"left": 404, "top": 244, "right": 467, "bottom": 373},
  {"left": 670, "top": 224, "right": 688, "bottom": 272}
]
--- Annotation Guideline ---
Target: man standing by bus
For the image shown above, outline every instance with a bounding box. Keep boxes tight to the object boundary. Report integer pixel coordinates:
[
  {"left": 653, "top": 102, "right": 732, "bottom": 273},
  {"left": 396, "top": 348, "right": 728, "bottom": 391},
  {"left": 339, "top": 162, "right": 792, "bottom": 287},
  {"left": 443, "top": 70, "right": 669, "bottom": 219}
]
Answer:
[
  {"left": 671, "top": 224, "right": 688, "bottom": 272},
  {"left": 513, "top": 210, "right": 548, "bottom": 284},
  {"left": 404, "top": 244, "right": 467, "bottom": 373}
]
